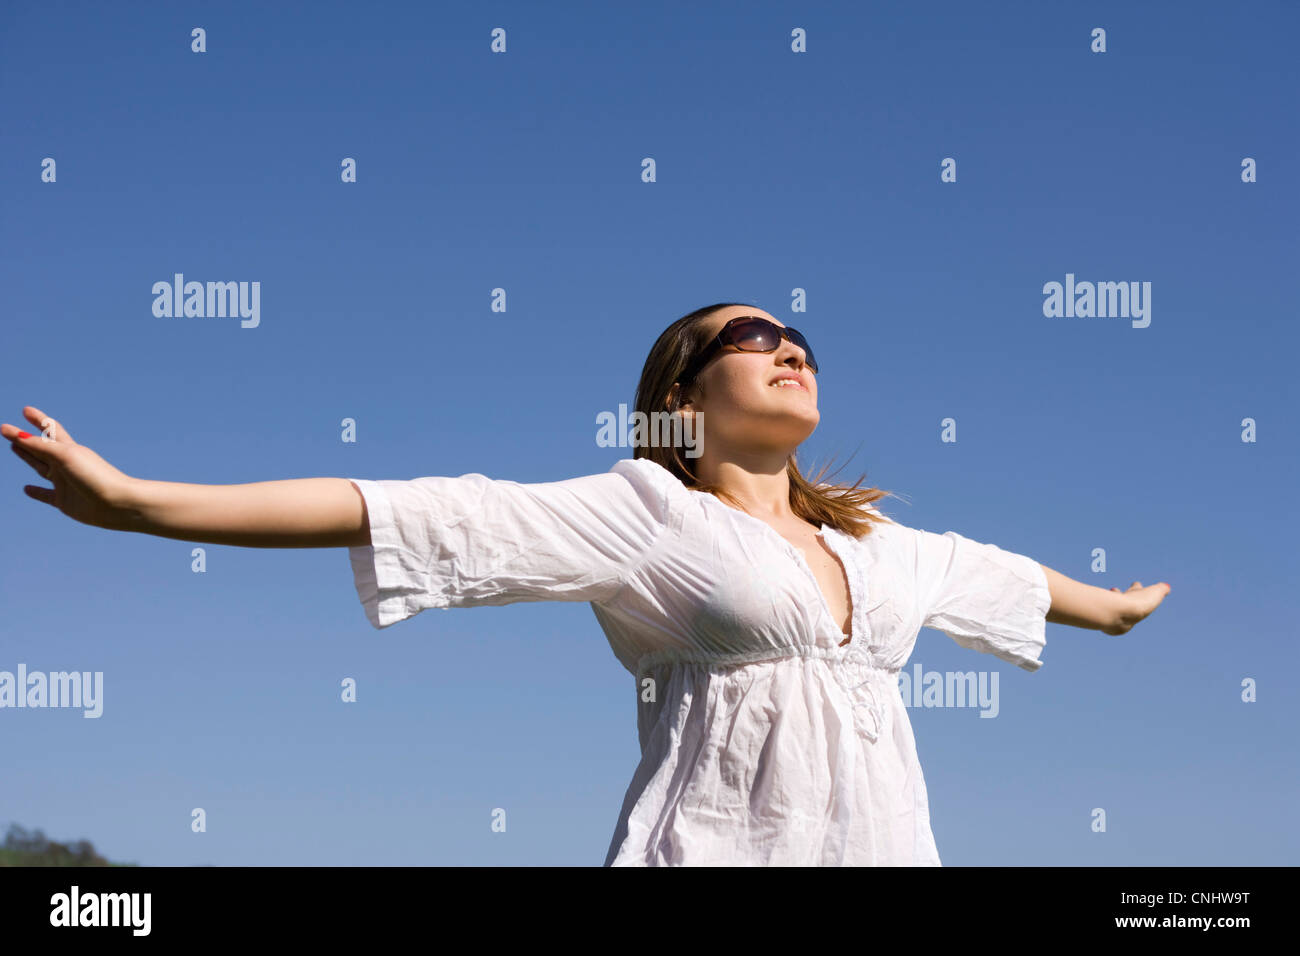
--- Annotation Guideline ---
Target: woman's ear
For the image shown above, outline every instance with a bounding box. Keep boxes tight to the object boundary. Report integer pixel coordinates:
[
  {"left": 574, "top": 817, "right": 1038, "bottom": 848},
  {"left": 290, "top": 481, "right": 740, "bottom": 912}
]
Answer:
[{"left": 669, "top": 380, "right": 699, "bottom": 411}]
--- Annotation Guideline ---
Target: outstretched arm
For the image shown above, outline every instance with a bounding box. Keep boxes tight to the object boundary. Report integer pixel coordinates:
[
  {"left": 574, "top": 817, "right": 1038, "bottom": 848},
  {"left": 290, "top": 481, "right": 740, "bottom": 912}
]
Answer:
[
  {"left": 1039, "top": 563, "right": 1170, "bottom": 636},
  {"left": 5, "top": 406, "right": 370, "bottom": 549}
]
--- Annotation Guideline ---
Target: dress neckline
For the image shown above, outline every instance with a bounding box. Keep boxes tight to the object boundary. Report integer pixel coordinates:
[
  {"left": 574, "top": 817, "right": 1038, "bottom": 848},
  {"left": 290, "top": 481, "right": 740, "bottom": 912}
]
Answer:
[
  {"left": 689, "top": 487, "right": 853, "bottom": 643},
  {"left": 614, "top": 457, "right": 859, "bottom": 643}
]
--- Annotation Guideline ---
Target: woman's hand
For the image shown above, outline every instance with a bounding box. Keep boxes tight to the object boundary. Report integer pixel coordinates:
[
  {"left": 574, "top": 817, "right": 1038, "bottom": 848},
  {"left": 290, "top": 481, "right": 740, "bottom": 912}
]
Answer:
[
  {"left": 1103, "top": 580, "right": 1172, "bottom": 635},
  {"left": 3, "top": 406, "right": 141, "bottom": 532}
]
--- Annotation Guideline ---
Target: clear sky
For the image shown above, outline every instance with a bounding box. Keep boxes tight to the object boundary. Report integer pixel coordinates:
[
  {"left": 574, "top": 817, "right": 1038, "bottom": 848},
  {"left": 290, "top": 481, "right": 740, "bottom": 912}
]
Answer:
[{"left": 1, "top": 0, "right": 1296, "bottom": 866}]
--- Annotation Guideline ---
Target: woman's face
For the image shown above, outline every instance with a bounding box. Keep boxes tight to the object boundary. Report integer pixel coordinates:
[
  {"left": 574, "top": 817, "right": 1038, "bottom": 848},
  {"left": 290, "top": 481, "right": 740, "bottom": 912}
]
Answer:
[{"left": 673, "top": 306, "right": 820, "bottom": 459}]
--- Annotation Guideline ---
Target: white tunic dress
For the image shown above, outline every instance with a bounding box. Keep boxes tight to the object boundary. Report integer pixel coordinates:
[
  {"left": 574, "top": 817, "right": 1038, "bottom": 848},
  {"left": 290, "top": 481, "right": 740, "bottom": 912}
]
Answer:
[{"left": 346, "top": 456, "right": 1051, "bottom": 866}]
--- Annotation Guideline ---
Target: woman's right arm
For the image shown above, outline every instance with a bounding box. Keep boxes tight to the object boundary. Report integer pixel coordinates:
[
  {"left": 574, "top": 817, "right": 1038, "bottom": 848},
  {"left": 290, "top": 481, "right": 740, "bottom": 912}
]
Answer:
[
  {"left": 4, "top": 406, "right": 369, "bottom": 549},
  {"left": 124, "top": 476, "right": 369, "bottom": 549}
]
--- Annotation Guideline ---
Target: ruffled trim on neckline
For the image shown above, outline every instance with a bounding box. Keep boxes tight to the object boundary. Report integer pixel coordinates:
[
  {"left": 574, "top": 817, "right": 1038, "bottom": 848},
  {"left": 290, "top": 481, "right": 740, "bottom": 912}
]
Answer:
[{"left": 820, "top": 525, "right": 890, "bottom": 743}]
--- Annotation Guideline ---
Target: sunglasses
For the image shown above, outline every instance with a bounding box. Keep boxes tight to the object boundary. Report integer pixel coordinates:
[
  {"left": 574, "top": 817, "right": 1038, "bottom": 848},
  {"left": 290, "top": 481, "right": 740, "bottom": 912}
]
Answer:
[{"left": 679, "top": 316, "right": 819, "bottom": 384}]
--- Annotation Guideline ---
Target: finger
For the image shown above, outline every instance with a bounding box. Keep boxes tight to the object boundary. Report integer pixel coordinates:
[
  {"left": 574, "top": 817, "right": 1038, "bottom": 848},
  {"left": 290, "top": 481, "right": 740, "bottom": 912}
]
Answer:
[
  {"left": 23, "top": 485, "right": 55, "bottom": 505},
  {"left": 10, "top": 443, "right": 52, "bottom": 478},
  {"left": 0, "top": 422, "right": 44, "bottom": 441},
  {"left": 9, "top": 428, "right": 63, "bottom": 467},
  {"left": 22, "top": 406, "right": 73, "bottom": 444}
]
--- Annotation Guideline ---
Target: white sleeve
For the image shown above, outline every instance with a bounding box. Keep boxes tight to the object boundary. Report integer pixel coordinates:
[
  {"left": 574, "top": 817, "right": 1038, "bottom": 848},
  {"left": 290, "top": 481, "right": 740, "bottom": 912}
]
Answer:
[
  {"left": 904, "top": 526, "right": 1052, "bottom": 671},
  {"left": 345, "top": 468, "right": 666, "bottom": 629}
]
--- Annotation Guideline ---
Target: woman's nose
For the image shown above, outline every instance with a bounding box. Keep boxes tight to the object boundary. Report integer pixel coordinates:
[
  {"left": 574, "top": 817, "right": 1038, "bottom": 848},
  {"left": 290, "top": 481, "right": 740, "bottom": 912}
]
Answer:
[{"left": 780, "top": 345, "right": 808, "bottom": 369}]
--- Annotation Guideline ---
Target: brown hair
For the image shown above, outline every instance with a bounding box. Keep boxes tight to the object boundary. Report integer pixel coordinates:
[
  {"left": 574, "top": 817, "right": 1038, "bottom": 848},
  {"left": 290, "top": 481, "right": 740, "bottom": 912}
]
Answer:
[{"left": 631, "top": 302, "right": 897, "bottom": 539}]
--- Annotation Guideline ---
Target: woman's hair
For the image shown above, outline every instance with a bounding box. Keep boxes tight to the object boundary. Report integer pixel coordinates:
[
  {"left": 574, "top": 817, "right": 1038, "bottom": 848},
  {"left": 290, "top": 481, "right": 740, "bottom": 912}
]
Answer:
[{"left": 632, "top": 301, "right": 896, "bottom": 539}]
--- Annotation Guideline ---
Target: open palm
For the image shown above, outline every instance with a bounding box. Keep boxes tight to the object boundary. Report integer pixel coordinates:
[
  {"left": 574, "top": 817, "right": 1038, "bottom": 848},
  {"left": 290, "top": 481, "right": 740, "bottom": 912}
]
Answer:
[{"left": 1105, "top": 580, "right": 1171, "bottom": 635}]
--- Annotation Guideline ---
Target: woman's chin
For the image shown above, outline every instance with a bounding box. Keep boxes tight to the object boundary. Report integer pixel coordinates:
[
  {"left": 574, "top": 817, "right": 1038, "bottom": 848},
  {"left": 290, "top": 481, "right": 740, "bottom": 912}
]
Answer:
[{"left": 779, "top": 415, "right": 820, "bottom": 446}]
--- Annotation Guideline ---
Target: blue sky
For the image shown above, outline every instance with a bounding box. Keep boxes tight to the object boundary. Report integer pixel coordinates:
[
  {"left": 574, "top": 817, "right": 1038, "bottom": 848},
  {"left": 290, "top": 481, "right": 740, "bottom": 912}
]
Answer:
[{"left": 1, "top": 0, "right": 1296, "bottom": 866}]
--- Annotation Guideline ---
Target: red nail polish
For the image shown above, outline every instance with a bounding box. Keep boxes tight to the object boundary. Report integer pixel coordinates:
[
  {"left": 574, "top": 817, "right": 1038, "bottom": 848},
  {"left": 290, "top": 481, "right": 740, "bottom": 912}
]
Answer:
[{"left": 16, "top": 431, "right": 32, "bottom": 439}]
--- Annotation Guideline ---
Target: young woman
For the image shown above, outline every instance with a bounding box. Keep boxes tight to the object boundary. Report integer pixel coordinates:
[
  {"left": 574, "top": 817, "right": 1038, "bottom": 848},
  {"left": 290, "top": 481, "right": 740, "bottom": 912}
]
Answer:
[{"left": 4, "top": 301, "right": 1169, "bottom": 866}]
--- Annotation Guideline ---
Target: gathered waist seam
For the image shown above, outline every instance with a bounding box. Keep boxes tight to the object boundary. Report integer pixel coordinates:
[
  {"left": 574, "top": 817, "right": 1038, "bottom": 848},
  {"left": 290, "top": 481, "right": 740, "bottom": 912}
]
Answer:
[{"left": 635, "top": 643, "right": 901, "bottom": 678}]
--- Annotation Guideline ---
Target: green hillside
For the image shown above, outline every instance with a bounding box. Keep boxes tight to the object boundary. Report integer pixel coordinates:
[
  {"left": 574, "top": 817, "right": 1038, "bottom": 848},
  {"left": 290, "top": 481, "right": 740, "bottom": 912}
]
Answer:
[{"left": 0, "top": 823, "right": 136, "bottom": 867}]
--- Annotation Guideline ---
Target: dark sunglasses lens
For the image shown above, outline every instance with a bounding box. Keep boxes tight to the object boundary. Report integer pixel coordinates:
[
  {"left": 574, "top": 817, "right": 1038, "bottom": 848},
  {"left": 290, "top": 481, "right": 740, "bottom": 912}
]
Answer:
[
  {"left": 731, "top": 318, "right": 781, "bottom": 351},
  {"left": 723, "top": 318, "right": 818, "bottom": 372}
]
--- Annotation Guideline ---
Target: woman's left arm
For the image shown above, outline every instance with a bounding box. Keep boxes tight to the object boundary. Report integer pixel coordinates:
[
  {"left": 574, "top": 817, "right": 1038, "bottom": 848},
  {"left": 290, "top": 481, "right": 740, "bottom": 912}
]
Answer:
[{"left": 1038, "top": 564, "right": 1171, "bottom": 636}]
